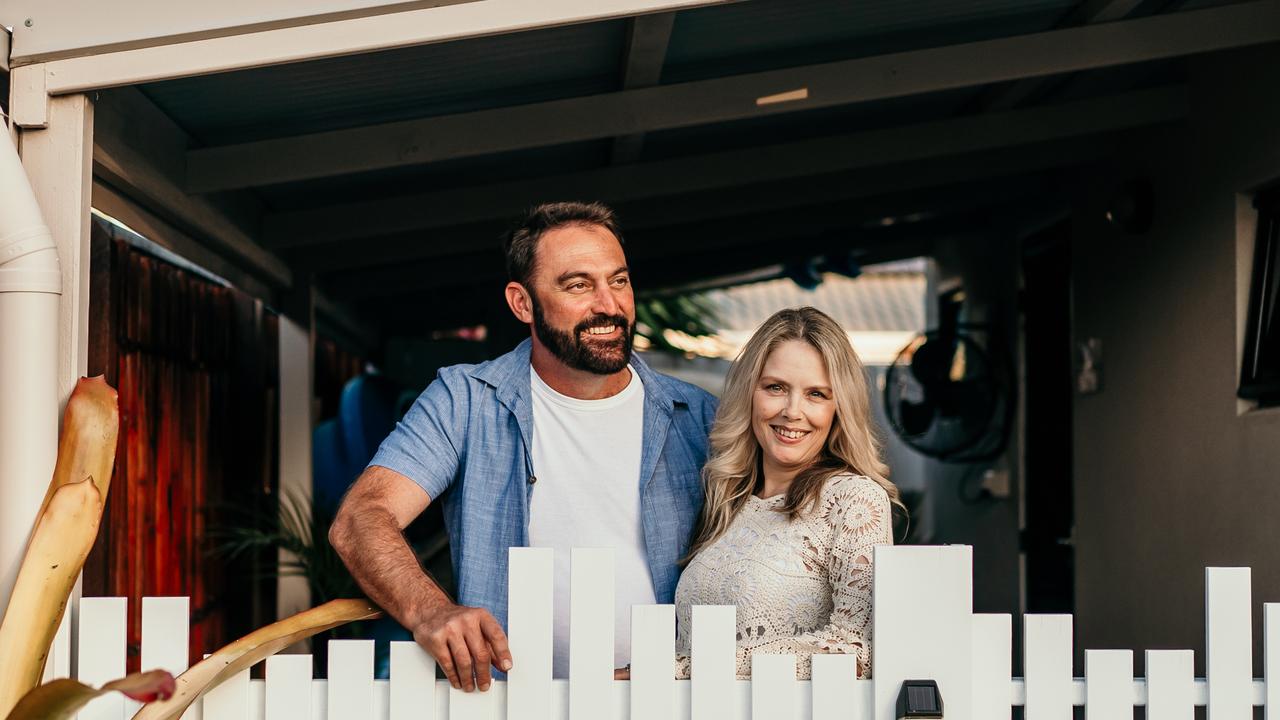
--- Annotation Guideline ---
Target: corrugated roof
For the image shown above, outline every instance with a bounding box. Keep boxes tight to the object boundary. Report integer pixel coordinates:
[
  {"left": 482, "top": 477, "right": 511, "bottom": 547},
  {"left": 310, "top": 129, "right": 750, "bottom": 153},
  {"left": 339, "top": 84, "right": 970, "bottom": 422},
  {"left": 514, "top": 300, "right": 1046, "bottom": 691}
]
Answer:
[{"left": 706, "top": 270, "right": 926, "bottom": 333}]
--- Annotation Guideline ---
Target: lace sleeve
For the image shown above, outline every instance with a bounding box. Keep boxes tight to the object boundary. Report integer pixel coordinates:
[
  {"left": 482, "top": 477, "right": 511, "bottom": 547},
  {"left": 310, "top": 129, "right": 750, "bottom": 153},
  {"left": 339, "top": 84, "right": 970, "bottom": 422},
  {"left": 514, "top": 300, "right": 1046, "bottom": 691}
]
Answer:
[{"left": 729, "top": 478, "right": 892, "bottom": 680}]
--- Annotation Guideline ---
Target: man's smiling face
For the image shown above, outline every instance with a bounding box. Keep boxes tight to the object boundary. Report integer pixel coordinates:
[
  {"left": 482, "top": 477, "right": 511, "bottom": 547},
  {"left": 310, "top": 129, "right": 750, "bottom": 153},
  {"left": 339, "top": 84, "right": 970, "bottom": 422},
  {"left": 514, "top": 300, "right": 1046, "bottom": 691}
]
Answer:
[{"left": 526, "top": 223, "right": 635, "bottom": 375}]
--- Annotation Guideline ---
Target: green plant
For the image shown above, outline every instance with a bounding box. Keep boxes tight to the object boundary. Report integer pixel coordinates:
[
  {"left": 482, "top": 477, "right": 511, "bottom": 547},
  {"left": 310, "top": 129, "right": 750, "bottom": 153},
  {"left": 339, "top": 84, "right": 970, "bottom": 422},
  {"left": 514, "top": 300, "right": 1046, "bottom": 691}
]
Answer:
[{"left": 210, "top": 489, "right": 359, "bottom": 606}]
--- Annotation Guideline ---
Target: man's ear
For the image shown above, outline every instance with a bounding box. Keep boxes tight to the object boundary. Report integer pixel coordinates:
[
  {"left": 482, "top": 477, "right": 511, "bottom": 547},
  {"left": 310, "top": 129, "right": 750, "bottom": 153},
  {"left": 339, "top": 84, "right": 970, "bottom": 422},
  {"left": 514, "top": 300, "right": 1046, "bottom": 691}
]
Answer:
[{"left": 505, "top": 282, "right": 534, "bottom": 324}]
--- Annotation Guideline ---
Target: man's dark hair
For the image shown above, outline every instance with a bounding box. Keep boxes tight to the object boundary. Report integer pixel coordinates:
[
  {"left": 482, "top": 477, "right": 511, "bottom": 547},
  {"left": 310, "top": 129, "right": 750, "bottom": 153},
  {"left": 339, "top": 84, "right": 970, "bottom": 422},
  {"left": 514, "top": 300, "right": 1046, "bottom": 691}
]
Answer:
[{"left": 503, "top": 201, "right": 623, "bottom": 289}]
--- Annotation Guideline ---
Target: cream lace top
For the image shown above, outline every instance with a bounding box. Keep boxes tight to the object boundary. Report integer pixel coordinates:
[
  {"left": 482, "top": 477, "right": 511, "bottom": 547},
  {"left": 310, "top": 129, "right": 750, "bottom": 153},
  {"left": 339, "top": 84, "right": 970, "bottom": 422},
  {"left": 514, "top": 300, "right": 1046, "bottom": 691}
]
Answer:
[{"left": 673, "top": 474, "right": 892, "bottom": 679}]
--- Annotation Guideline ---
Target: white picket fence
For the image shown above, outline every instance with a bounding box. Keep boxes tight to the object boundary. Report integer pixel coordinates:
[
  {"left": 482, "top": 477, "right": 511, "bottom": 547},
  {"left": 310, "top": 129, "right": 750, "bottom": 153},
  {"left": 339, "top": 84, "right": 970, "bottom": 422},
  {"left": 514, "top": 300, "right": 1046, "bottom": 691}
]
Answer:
[{"left": 59, "top": 545, "right": 1275, "bottom": 719}]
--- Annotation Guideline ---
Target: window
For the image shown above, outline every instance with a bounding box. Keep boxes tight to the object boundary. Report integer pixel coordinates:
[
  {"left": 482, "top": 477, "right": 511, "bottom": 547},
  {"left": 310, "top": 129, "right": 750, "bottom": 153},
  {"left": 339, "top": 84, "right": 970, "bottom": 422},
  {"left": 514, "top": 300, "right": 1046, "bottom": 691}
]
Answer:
[{"left": 1239, "top": 188, "right": 1280, "bottom": 405}]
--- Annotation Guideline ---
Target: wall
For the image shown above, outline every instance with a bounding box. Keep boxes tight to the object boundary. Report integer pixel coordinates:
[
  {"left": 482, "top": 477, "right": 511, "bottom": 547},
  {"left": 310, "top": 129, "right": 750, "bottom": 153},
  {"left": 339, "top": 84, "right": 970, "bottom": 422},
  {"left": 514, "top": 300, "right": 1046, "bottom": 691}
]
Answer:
[{"left": 1070, "top": 43, "right": 1280, "bottom": 674}]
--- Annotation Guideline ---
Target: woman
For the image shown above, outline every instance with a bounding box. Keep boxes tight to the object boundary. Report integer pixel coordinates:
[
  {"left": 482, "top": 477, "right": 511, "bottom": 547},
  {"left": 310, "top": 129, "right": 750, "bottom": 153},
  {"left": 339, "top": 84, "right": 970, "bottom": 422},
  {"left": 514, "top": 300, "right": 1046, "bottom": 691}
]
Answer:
[{"left": 674, "top": 307, "right": 902, "bottom": 680}]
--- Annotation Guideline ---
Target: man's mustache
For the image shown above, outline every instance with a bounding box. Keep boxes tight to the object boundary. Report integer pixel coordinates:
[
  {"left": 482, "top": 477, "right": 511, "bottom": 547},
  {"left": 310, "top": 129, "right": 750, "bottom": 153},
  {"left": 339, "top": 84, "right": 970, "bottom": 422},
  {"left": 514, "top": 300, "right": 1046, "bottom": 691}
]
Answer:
[{"left": 575, "top": 315, "right": 629, "bottom": 337}]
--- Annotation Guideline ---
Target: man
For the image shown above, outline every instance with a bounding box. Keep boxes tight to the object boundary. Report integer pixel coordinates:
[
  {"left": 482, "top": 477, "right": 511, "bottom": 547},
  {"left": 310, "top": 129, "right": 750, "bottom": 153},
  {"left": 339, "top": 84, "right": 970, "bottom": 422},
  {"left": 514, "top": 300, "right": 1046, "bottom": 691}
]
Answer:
[{"left": 329, "top": 202, "right": 717, "bottom": 691}]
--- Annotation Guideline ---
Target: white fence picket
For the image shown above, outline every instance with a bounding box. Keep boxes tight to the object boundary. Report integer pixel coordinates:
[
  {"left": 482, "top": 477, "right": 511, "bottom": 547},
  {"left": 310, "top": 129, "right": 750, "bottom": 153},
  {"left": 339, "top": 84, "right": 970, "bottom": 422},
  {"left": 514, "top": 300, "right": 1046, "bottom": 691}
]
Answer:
[
  {"left": 58, "top": 548, "right": 1280, "bottom": 720},
  {"left": 872, "top": 545, "right": 974, "bottom": 720},
  {"left": 1146, "top": 649, "right": 1194, "bottom": 720},
  {"left": 451, "top": 682, "right": 501, "bottom": 720},
  {"left": 1268, "top": 604, "right": 1280, "bottom": 720},
  {"left": 78, "top": 596, "right": 127, "bottom": 720},
  {"left": 508, "top": 547, "right": 553, "bottom": 720},
  {"left": 629, "top": 604, "right": 675, "bottom": 720},
  {"left": 1024, "top": 614, "right": 1073, "bottom": 720},
  {"left": 202, "top": 662, "right": 250, "bottom": 720},
  {"left": 1207, "top": 567, "right": 1252, "bottom": 720},
  {"left": 1084, "top": 649, "right": 1132, "bottom": 720},
  {"left": 751, "top": 654, "right": 797, "bottom": 720},
  {"left": 265, "top": 654, "right": 312, "bottom": 720},
  {"left": 390, "top": 641, "right": 436, "bottom": 720},
  {"left": 810, "top": 654, "right": 860, "bottom": 720},
  {"left": 327, "top": 639, "right": 374, "bottom": 719},
  {"left": 972, "top": 613, "right": 1012, "bottom": 720},
  {"left": 690, "top": 605, "right": 737, "bottom": 720},
  {"left": 141, "top": 597, "right": 191, "bottom": 719},
  {"left": 568, "top": 548, "right": 614, "bottom": 719}
]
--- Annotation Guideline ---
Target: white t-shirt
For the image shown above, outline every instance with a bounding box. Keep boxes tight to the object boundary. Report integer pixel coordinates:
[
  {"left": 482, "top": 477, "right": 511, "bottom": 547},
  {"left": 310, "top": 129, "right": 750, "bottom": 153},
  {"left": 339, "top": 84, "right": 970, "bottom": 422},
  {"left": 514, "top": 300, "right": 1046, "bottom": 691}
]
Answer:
[{"left": 528, "top": 366, "right": 655, "bottom": 678}]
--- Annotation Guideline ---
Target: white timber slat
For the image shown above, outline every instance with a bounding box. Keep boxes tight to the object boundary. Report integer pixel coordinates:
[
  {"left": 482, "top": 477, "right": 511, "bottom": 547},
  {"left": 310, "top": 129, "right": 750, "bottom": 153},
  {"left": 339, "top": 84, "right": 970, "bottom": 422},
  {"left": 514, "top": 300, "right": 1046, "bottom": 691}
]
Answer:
[
  {"left": 569, "top": 548, "right": 614, "bottom": 719},
  {"left": 311, "top": 679, "right": 327, "bottom": 720},
  {"left": 751, "top": 655, "right": 798, "bottom": 720},
  {"left": 629, "top": 604, "right": 676, "bottom": 720},
  {"left": 811, "top": 654, "right": 860, "bottom": 720},
  {"left": 327, "top": 639, "right": 375, "bottom": 719},
  {"left": 250, "top": 679, "right": 266, "bottom": 720},
  {"left": 142, "top": 596, "right": 190, "bottom": 673},
  {"left": 1146, "top": 649, "right": 1194, "bottom": 720},
  {"left": 141, "top": 597, "right": 191, "bottom": 719},
  {"left": 450, "top": 683, "right": 500, "bottom": 720},
  {"left": 691, "top": 605, "right": 737, "bottom": 720},
  {"left": 972, "top": 613, "right": 1013, "bottom": 720},
  {"left": 374, "top": 680, "right": 390, "bottom": 719},
  {"left": 390, "top": 641, "right": 437, "bottom": 720},
  {"left": 872, "top": 545, "right": 974, "bottom": 720},
  {"left": 1084, "top": 649, "right": 1132, "bottom": 720},
  {"left": 1024, "top": 614, "right": 1073, "bottom": 720},
  {"left": 1206, "top": 567, "right": 1251, "bottom": 720},
  {"left": 203, "top": 663, "right": 250, "bottom": 720},
  {"left": 265, "top": 654, "right": 313, "bottom": 720},
  {"left": 508, "top": 547, "right": 553, "bottom": 720},
  {"left": 1268, "top": 604, "right": 1280, "bottom": 720},
  {"left": 77, "top": 596, "right": 127, "bottom": 720}
]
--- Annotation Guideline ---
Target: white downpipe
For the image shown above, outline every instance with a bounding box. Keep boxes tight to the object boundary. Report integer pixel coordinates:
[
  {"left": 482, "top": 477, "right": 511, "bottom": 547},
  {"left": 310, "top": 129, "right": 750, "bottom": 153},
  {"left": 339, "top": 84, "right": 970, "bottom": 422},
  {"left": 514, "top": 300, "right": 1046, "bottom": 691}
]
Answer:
[{"left": 0, "top": 120, "right": 63, "bottom": 619}]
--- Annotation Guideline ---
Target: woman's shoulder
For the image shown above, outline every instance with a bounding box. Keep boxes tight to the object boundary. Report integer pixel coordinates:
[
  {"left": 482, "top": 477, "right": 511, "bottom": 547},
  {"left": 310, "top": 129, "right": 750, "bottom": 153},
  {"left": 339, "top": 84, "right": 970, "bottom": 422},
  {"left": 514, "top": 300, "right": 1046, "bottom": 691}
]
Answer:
[{"left": 822, "top": 473, "right": 889, "bottom": 502}]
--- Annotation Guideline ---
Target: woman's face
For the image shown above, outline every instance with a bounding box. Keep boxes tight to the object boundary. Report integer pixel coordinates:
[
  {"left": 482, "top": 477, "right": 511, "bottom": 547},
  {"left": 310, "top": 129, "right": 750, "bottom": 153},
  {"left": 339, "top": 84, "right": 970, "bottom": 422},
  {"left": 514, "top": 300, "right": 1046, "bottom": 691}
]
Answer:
[{"left": 751, "top": 339, "right": 836, "bottom": 483}]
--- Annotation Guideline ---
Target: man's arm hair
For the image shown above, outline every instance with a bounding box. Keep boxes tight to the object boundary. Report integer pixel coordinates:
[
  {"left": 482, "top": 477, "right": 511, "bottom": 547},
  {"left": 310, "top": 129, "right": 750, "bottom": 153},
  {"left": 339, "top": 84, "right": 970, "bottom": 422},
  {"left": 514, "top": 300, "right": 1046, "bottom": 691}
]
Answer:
[
  {"left": 329, "top": 464, "right": 512, "bottom": 691},
  {"left": 329, "top": 465, "right": 441, "bottom": 625}
]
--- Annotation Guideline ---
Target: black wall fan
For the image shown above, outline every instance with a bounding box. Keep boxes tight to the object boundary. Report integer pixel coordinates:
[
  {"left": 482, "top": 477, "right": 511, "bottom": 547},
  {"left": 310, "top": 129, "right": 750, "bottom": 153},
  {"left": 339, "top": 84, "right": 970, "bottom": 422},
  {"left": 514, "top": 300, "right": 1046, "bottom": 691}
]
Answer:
[{"left": 884, "top": 288, "right": 1013, "bottom": 462}]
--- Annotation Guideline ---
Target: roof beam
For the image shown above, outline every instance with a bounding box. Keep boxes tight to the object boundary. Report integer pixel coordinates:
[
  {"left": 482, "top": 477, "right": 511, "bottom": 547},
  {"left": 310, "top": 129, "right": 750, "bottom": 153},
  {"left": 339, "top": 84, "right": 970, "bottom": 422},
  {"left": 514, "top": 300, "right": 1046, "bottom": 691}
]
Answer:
[
  {"left": 266, "top": 85, "right": 1185, "bottom": 250},
  {"left": 980, "top": 0, "right": 1147, "bottom": 112},
  {"left": 189, "top": 0, "right": 1277, "bottom": 192},
  {"left": 28, "top": 0, "right": 737, "bottom": 89},
  {"left": 93, "top": 87, "right": 293, "bottom": 287},
  {"left": 296, "top": 170, "right": 1060, "bottom": 273},
  {"left": 609, "top": 12, "right": 676, "bottom": 165}
]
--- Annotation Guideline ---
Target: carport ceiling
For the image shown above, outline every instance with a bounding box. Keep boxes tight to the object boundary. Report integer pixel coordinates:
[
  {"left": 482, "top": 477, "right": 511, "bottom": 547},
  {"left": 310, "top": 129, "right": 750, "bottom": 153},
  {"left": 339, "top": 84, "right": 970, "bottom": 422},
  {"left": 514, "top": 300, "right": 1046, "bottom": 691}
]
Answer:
[{"left": 86, "top": 0, "right": 1270, "bottom": 341}]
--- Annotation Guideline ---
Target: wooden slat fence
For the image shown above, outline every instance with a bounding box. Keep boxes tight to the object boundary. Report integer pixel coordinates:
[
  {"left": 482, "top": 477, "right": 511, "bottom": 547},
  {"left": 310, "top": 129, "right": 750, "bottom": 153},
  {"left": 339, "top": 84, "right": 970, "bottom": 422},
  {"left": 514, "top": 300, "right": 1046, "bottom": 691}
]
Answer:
[{"left": 59, "top": 545, "right": 1273, "bottom": 719}]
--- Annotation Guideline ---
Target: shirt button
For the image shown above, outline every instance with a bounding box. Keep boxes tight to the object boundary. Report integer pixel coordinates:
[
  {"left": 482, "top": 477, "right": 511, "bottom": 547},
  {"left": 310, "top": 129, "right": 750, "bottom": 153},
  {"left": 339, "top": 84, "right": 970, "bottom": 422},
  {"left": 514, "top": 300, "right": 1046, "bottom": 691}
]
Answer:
[{"left": 528, "top": 475, "right": 537, "bottom": 485}]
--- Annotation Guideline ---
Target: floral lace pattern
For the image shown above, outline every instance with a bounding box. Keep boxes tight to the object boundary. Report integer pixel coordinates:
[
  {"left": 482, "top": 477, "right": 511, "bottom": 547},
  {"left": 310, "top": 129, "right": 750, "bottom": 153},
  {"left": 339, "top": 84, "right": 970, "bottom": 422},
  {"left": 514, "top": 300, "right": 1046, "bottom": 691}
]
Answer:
[{"left": 674, "top": 474, "right": 892, "bottom": 679}]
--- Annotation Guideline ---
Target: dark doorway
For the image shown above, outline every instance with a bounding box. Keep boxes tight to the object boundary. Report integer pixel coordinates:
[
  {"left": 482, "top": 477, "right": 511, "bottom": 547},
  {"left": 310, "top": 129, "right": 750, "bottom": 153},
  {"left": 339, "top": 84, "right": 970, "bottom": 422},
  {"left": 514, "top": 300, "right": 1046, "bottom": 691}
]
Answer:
[{"left": 1021, "top": 220, "right": 1075, "bottom": 614}]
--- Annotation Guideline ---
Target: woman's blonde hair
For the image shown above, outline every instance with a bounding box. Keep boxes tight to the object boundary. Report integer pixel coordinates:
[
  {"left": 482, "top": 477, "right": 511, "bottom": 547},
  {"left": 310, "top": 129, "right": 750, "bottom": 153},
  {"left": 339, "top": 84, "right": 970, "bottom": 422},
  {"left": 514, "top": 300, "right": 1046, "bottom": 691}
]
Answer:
[{"left": 685, "top": 307, "right": 902, "bottom": 561}]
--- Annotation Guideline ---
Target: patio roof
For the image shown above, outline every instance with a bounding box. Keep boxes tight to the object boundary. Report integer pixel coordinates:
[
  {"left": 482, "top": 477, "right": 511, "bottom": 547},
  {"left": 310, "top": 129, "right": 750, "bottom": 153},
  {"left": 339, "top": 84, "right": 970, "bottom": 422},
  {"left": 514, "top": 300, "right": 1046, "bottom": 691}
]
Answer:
[{"left": 10, "top": 0, "right": 1274, "bottom": 346}]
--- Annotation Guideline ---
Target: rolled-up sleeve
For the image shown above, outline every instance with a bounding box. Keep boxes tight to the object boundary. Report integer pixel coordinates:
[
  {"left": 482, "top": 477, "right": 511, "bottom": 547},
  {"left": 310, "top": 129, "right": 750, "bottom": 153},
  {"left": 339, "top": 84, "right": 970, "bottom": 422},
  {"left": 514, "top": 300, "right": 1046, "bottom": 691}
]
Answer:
[{"left": 367, "top": 370, "right": 467, "bottom": 501}]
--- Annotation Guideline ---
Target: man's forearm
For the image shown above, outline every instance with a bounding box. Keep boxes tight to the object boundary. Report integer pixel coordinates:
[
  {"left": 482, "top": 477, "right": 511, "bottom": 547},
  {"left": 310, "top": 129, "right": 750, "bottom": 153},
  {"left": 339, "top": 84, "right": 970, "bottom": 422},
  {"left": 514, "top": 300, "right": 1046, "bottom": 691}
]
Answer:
[{"left": 330, "top": 505, "right": 448, "bottom": 628}]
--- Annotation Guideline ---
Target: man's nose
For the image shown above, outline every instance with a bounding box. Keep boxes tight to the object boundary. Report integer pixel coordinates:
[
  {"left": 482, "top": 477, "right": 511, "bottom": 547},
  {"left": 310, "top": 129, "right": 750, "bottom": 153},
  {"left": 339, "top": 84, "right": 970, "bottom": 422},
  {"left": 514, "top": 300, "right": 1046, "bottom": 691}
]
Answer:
[{"left": 592, "top": 285, "right": 622, "bottom": 316}]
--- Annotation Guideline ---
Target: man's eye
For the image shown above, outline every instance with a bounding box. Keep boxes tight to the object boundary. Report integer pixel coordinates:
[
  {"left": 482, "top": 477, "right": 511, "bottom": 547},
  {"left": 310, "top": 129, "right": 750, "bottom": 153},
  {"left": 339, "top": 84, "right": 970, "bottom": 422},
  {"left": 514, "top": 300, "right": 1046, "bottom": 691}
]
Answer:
[
  {"left": 612, "top": 277, "right": 630, "bottom": 287},
  {"left": 568, "top": 283, "right": 588, "bottom": 291}
]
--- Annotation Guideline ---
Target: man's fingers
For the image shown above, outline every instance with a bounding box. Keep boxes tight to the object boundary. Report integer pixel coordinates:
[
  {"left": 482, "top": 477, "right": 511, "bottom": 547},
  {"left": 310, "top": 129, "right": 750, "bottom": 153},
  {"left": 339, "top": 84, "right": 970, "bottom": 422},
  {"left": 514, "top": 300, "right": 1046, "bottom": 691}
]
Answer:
[
  {"left": 480, "top": 615, "right": 514, "bottom": 672},
  {"left": 447, "top": 635, "right": 475, "bottom": 692},
  {"left": 428, "top": 638, "right": 461, "bottom": 690},
  {"left": 464, "top": 629, "right": 494, "bottom": 691}
]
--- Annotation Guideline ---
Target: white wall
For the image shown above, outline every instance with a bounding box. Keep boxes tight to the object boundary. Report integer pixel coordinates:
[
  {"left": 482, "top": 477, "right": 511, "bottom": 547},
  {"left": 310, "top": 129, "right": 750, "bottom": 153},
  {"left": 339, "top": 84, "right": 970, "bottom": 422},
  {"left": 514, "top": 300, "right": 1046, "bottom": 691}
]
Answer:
[{"left": 1070, "top": 43, "right": 1280, "bottom": 674}]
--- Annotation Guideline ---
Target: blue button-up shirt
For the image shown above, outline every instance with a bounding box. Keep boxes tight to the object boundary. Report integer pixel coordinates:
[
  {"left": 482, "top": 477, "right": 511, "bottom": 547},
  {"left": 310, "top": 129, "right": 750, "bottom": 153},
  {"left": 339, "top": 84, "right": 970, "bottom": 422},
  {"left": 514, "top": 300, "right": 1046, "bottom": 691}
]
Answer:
[{"left": 368, "top": 339, "right": 718, "bottom": 635}]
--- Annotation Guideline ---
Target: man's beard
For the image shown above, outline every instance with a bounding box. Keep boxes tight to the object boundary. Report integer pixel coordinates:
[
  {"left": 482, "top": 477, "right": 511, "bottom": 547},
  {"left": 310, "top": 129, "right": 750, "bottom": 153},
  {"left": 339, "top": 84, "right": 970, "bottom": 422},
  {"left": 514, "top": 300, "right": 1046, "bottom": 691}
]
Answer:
[{"left": 530, "top": 294, "right": 633, "bottom": 375}]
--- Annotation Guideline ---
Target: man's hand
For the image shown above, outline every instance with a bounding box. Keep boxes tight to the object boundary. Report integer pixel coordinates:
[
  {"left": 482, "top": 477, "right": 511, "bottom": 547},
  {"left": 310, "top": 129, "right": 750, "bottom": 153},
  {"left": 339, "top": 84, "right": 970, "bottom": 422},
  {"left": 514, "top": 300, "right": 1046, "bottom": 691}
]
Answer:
[{"left": 411, "top": 603, "right": 513, "bottom": 692}]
